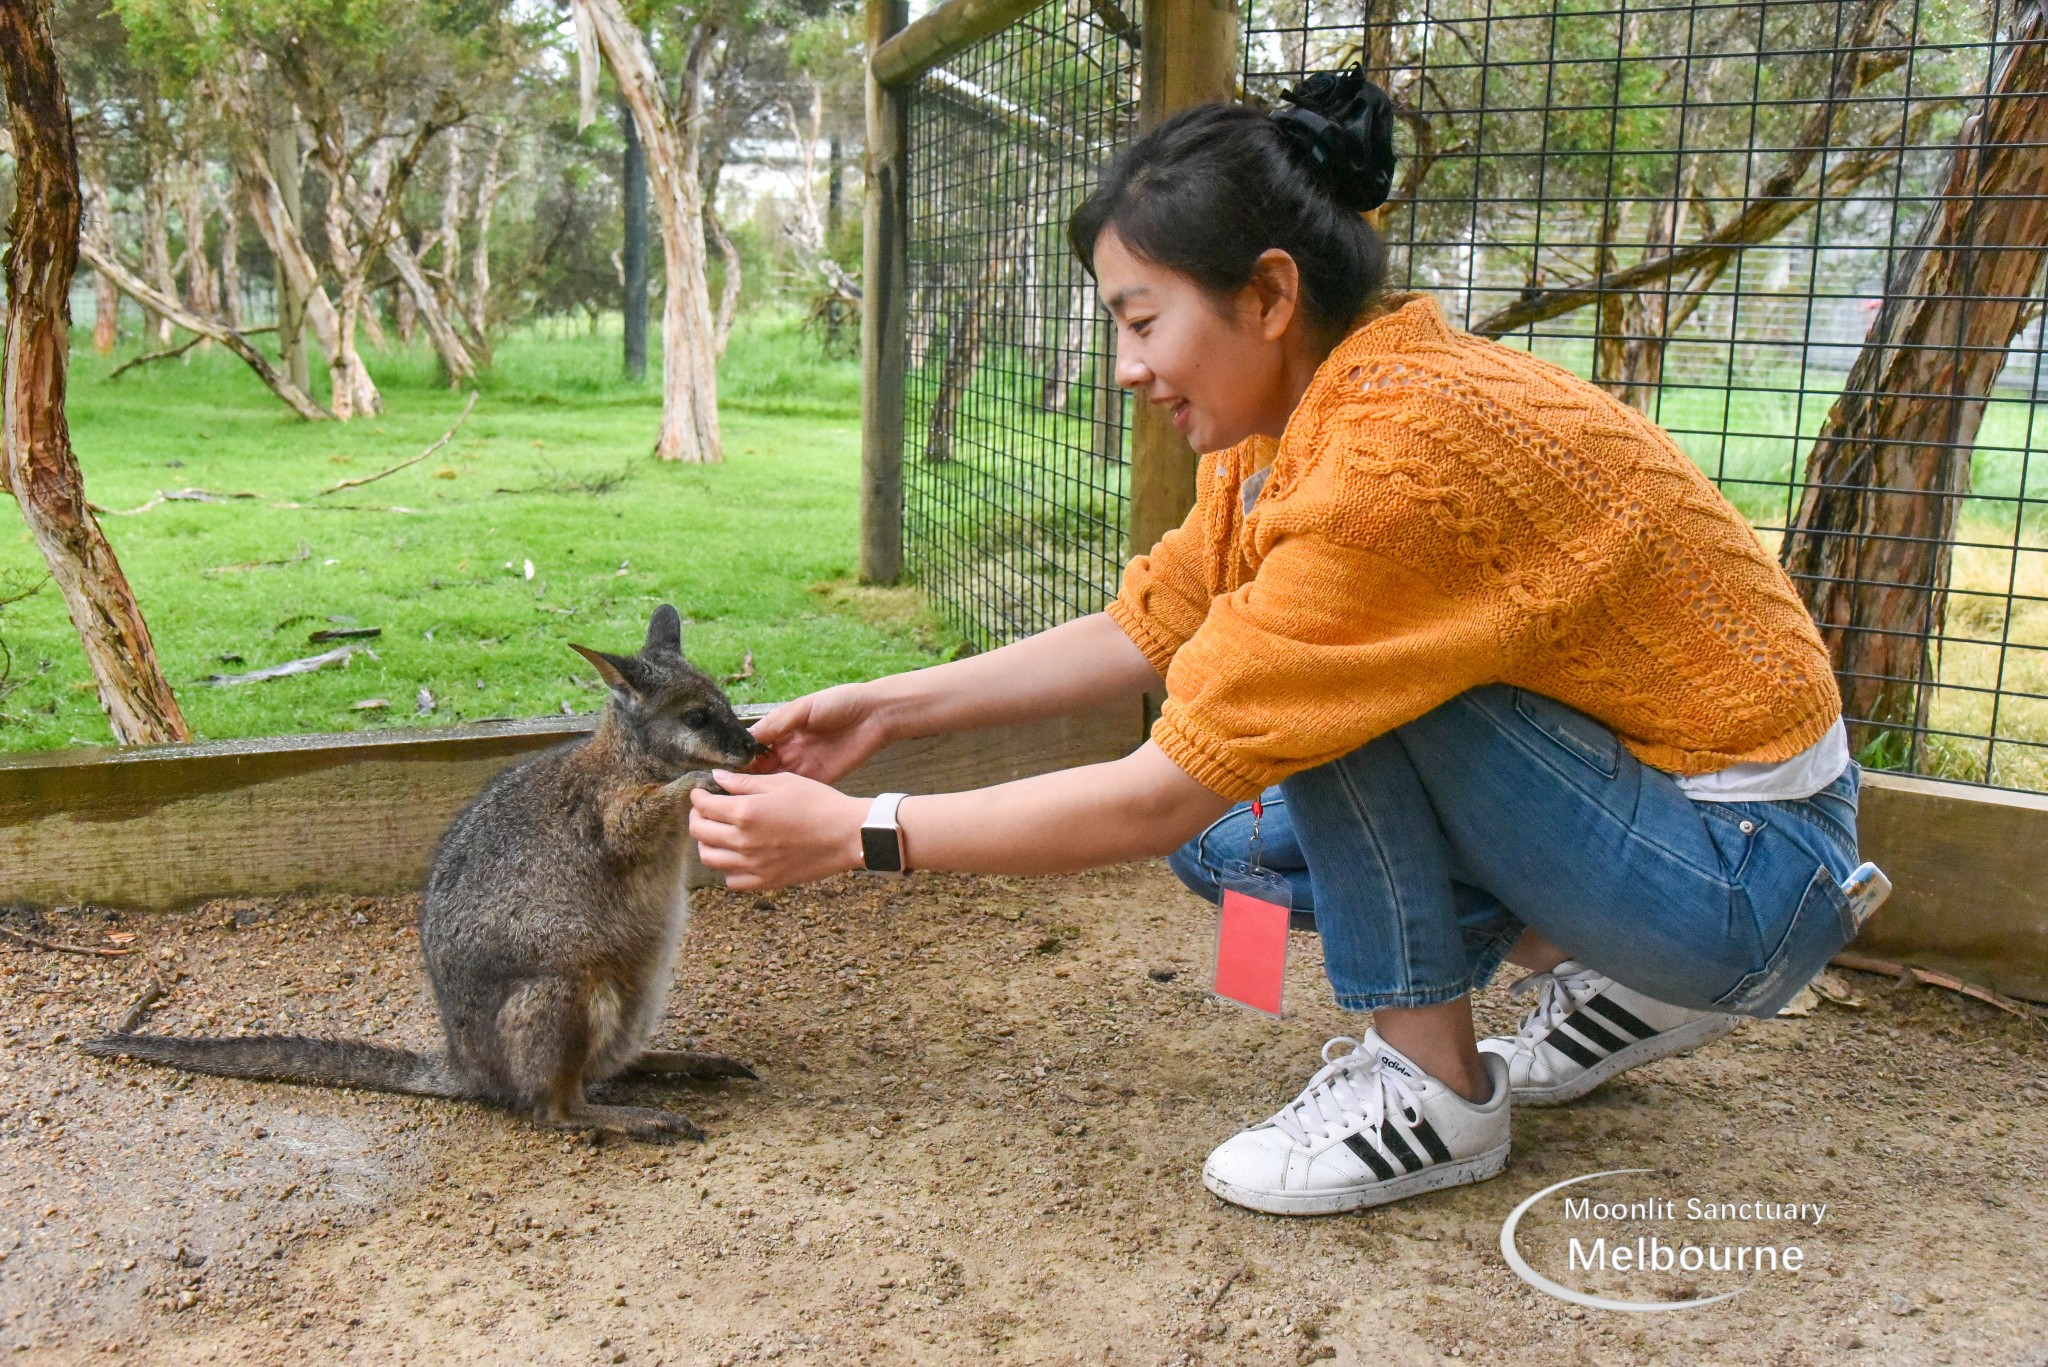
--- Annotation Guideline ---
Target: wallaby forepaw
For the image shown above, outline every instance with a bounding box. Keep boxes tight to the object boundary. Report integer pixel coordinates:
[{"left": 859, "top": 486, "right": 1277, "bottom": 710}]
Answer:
[{"left": 663, "top": 770, "right": 724, "bottom": 798}]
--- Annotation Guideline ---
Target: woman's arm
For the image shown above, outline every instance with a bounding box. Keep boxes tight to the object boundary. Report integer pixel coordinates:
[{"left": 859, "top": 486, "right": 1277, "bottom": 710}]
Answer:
[
  {"left": 688, "top": 741, "right": 1232, "bottom": 891},
  {"left": 749, "top": 611, "right": 1161, "bottom": 784}
]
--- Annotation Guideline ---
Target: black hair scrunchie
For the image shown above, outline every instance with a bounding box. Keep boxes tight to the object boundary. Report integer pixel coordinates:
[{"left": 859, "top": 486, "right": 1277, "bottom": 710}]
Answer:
[{"left": 1270, "top": 67, "right": 1398, "bottom": 213}]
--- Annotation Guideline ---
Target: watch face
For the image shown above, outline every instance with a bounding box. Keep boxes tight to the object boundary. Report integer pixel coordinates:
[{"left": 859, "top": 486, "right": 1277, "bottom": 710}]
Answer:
[{"left": 861, "top": 825, "right": 903, "bottom": 873}]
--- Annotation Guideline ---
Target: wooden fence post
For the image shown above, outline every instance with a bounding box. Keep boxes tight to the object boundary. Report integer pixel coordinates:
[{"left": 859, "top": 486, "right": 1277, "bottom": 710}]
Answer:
[
  {"left": 1128, "top": 0, "right": 1241, "bottom": 558},
  {"left": 860, "top": 0, "right": 912, "bottom": 584}
]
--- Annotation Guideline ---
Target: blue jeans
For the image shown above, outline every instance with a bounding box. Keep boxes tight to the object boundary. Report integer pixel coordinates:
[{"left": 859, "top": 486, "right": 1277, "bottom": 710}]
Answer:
[{"left": 1167, "top": 686, "right": 1862, "bottom": 1019}]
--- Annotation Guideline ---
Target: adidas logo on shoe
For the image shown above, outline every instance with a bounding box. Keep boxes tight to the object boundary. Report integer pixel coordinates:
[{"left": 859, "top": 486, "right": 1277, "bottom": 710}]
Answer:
[{"left": 1479, "top": 962, "right": 1740, "bottom": 1107}]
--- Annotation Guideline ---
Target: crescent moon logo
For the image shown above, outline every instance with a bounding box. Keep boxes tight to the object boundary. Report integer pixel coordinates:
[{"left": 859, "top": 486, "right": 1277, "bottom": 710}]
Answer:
[{"left": 1498, "top": 1169, "right": 1749, "bottom": 1313}]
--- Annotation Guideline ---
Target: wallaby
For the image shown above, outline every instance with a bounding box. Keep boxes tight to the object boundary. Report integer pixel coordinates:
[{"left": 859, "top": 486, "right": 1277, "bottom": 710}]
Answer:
[{"left": 85, "top": 605, "right": 762, "bottom": 1142}]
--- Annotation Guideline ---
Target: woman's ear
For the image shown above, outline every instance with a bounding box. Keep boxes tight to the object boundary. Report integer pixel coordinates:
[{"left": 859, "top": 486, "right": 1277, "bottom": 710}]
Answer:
[{"left": 1245, "top": 248, "right": 1303, "bottom": 342}]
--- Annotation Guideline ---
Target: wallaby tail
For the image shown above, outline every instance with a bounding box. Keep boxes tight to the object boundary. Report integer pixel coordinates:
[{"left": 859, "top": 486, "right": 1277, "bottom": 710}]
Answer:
[{"left": 82, "top": 1033, "right": 464, "bottom": 1099}]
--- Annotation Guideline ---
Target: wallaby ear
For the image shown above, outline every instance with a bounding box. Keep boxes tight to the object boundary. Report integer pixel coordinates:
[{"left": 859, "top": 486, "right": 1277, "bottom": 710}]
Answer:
[
  {"left": 569, "top": 643, "right": 647, "bottom": 700},
  {"left": 645, "top": 603, "right": 683, "bottom": 655}
]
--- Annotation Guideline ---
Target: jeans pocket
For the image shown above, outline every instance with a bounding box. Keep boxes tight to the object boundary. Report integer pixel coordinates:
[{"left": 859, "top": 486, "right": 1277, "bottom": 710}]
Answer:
[
  {"left": 1712, "top": 865, "right": 1857, "bottom": 1017},
  {"left": 1512, "top": 688, "right": 1620, "bottom": 779},
  {"left": 1697, "top": 804, "right": 1764, "bottom": 881}
]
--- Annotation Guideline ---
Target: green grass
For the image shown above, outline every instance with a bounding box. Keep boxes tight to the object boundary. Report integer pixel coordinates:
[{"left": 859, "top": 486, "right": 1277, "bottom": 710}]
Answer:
[{"left": 0, "top": 312, "right": 954, "bottom": 752}]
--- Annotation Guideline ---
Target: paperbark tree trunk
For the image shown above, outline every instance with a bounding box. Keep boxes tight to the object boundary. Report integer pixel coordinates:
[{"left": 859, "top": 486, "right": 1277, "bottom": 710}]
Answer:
[
  {"left": 213, "top": 181, "right": 245, "bottom": 330},
  {"left": 92, "top": 267, "right": 117, "bottom": 353},
  {"left": 1782, "top": 0, "right": 2048, "bottom": 758},
  {"left": 141, "top": 160, "right": 176, "bottom": 346},
  {"left": 574, "top": 0, "right": 722, "bottom": 462},
  {"left": 1, "top": 0, "right": 190, "bottom": 745},
  {"left": 395, "top": 266, "right": 418, "bottom": 342},
  {"left": 178, "top": 168, "right": 218, "bottom": 319},
  {"left": 224, "top": 92, "right": 381, "bottom": 418},
  {"left": 264, "top": 118, "right": 311, "bottom": 396},
  {"left": 705, "top": 206, "right": 741, "bottom": 359},
  {"left": 462, "top": 124, "right": 509, "bottom": 365},
  {"left": 386, "top": 232, "right": 475, "bottom": 384},
  {"left": 434, "top": 126, "right": 465, "bottom": 310}
]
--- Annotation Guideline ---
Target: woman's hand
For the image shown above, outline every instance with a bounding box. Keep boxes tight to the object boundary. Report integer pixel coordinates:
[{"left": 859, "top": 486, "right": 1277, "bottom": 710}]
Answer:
[
  {"left": 745, "top": 682, "right": 895, "bottom": 785},
  {"left": 688, "top": 771, "right": 869, "bottom": 891}
]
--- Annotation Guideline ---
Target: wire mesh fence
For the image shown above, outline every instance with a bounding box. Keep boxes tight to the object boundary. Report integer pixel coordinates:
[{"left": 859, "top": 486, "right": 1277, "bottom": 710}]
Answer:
[
  {"left": 900, "top": 0, "right": 1140, "bottom": 650},
  {"left": 897, "top": 0, "right": 2048, "bottom": 792}
]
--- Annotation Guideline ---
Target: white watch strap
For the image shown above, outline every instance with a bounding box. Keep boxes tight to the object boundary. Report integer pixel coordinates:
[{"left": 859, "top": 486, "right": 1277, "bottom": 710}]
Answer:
[{"left": 866, "top": 792, "right": 907, "bottom": 829}]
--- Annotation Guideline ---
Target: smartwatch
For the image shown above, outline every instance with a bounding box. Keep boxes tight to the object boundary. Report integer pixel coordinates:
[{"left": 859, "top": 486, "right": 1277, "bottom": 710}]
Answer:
[{"left": 860, "top": 792, "right": 910, "bottom": 874}]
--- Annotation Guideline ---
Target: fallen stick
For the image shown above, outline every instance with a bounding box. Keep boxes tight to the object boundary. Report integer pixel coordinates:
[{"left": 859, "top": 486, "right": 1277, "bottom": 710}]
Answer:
[
  {"left": 725, "top": 649, "right": 755, "bottom": 684},
  {"left": 106, "top": 333, "right": 205, "bottom": 379},
  {"left": 0, "top": 923, "right": 137, "bottom": 959},
  {"left": 1830, "top": 951, "right": 2047, "bottom": 1022},
  {"left": 93, "top": 488, "right": 259, "bottom": 516},
  {"left": 203, "top": 644, "right": 369, "bottom": 686},
  {"left": 320, "top": 390, "right": 479, "bottom": 495},
  {"left": 1205, "top": 1266, "right": 1244, "bottom": 1312},
  {"left": 113, "top": 977, "right": 170, "bottom": 1033}
]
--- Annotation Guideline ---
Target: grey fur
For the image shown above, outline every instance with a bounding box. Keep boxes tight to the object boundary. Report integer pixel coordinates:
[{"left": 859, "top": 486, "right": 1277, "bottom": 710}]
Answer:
[{"left": 83, "top": 605, "right": 762, "bottom": 1144}]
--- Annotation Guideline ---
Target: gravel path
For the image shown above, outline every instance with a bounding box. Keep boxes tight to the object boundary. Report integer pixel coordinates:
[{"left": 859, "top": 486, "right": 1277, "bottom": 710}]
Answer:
[{"left": 2, "top": 864, "right": 2043, "bottom": 1365}]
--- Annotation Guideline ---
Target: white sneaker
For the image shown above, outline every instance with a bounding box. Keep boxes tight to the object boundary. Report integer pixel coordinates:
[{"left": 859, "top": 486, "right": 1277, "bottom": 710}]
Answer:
[
  {"left": 1478, "top": 961, "right": 1740, "bottom": 1106},
  {"left": 1201, "top": 1029, "right": 1511, "bottom": 1217}
]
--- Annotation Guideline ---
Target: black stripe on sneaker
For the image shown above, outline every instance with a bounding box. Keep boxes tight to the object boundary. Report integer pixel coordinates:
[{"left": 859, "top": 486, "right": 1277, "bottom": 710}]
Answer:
[
  {"left": 1559, "top": 1009, "right": 1630, "bottom": 1056},
  {"left": 1544, "top": 1027, "right": 1605, "bottom": 1068},
  {"left": 1343, "top": 1132, "right": 1398, "bottom": 1182},
  {"left": 1410, "top": 1118, "right": 1454, "bottom": 1165},
  {"left": 1582, "top": 995, "right": 1660, "bottom": 1041},
  {"left": 1379, "top": 1123, "right": 1426, "bottom": 1173}
]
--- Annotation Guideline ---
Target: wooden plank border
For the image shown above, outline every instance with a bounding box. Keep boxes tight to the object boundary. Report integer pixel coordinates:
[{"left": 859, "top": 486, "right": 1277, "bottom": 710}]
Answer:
[
  {"left": 1853, "top": 771, "right": 2048, "bottom": 1003},
  {"left": 0, "top": 701, "right": 1145, "bottom": 912}
]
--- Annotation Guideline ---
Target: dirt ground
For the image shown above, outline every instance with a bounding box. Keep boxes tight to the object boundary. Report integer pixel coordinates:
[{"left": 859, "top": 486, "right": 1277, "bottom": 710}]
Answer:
[{"left": 2, "top": 863, "right": 2045, "bottom": 1367}]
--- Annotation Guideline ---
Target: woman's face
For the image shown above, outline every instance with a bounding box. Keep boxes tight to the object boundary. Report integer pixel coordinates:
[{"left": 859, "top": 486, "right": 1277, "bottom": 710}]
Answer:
[{"left": 1094, "top": 227, "right": 1303, "bottom": 454}]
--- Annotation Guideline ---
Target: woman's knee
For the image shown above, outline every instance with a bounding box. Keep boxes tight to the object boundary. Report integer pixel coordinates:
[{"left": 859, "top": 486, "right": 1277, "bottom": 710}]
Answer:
[{"left": 1166, "top": 840, "right": 1223, "bottom": 904}]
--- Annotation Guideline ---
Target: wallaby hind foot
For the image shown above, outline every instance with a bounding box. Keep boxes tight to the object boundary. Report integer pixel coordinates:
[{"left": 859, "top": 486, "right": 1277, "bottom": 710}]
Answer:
[
  {"left": 624, "top": 1050, "right": 757, "bottom": 1080},
  {"left": 542, "top": 1101, "right": 706, "bottom": 1144}
]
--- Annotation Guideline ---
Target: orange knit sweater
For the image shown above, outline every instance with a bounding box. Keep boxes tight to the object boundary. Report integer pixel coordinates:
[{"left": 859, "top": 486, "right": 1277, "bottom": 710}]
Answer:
[{"left": 1106, "top": 293, "right": 1842, "bottom": 802}]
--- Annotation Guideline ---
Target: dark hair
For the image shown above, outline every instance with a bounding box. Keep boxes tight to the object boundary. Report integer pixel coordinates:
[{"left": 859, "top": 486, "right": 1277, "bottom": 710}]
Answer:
[{"left": 1067, "top": 101, "right": 1389, "bottom": 339}]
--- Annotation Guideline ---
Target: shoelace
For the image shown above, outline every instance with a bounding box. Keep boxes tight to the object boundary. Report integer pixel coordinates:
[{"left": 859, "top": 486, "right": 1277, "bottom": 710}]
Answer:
[
  {"left": 1500, "top": 963, "right": 1608, "bottom": 1052},
  {"left": 1270, "top": 1036, "right": 1423, "bottom": 1148}
]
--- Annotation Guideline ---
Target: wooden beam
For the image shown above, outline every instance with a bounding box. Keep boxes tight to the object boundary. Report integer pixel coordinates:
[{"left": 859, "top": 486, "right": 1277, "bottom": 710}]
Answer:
[
  {"left": 0, "top": 702, "right": 1145, "bottom": 913},
  {"left": 871, "top": 0, "right": 1046, "bottom": 89},
  {"left": 860, "top": 0, "right": 910, "bottom": 585},
  {"left": 1126, "top": 0, "right": 1240, "bottom": 561},
  {"left": 1850, "top": 770, "right": 2048, "bottom": 1003}
]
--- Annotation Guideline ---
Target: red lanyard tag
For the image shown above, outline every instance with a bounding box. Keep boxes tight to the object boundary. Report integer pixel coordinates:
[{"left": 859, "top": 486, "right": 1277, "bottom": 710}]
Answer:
[{"left": 1212, "top": 798, "right": 1293, "bottom": 1017}]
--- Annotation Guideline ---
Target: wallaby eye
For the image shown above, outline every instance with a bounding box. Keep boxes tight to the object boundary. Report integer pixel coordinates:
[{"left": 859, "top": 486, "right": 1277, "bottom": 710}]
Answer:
[{"left": 681, "top": 709, "right": 711, "bottom": 729}]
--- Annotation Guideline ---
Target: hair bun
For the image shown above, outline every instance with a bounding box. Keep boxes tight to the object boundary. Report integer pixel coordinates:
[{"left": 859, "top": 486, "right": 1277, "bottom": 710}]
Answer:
[{"left": 1271, "top": 68, "right": 1397, "bottom": 213}]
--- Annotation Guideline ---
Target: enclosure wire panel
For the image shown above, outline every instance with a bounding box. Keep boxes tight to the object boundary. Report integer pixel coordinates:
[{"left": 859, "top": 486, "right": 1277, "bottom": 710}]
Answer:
[
  {"left": 1244, "top": 0, "right": 2048, "bottom": 793},
  {"left": 902, "top": 0, "right": 1142, "bottom": 654}
]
